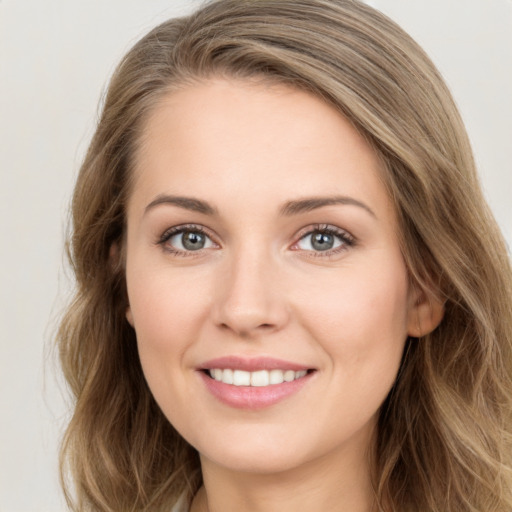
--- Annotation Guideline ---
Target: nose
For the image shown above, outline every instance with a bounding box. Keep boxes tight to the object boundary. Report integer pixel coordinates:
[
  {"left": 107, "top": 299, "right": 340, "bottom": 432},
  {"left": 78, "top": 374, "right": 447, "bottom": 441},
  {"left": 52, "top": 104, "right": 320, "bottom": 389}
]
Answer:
[{"left": 212, "top": 247, "right": 290, "bottom": 338}]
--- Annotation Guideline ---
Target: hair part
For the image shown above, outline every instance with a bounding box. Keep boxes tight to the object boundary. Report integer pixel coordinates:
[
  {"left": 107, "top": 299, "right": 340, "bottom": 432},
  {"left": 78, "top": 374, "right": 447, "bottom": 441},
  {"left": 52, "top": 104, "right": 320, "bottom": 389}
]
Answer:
[{"left": 58, "top": 1, "right": 512, "bottom": 510}]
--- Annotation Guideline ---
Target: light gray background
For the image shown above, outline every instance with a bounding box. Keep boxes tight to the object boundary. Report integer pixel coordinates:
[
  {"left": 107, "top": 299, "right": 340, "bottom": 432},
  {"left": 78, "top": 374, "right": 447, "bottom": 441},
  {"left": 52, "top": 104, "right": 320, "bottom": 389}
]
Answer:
[{"left": 1, "top": 1, "right": 510, "bottom": 510}]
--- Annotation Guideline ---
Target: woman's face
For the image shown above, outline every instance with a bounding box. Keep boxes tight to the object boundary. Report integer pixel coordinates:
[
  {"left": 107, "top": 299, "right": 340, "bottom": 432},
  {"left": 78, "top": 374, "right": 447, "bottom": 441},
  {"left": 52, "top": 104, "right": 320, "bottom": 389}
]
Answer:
[{"left": 125, "top": 79, "right": 429, "bottom": 475}]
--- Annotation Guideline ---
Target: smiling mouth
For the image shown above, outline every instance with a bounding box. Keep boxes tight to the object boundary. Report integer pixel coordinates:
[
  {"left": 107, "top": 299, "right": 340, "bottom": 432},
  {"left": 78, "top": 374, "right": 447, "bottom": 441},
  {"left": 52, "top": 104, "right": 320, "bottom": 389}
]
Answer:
[{"left": 205, "top": 368, "right": 314, "bottom": 387}]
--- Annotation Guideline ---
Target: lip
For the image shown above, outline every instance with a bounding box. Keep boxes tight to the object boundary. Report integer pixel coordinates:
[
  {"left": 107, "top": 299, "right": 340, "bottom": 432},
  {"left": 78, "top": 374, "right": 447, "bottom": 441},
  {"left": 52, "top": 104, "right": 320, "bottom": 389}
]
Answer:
[
  {"left": 197, "top": 356, "right": 316, "bottom": 410},
  {"left": 199, "top": 356, "right": 311, "bottom": 372}
]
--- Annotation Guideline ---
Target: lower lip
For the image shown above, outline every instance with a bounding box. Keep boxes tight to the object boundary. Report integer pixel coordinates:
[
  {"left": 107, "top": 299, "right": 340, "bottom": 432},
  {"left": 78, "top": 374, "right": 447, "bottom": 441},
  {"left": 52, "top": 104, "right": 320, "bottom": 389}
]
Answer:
[{"left": 199, "top": 371, "right": 314, "bottom": 410}]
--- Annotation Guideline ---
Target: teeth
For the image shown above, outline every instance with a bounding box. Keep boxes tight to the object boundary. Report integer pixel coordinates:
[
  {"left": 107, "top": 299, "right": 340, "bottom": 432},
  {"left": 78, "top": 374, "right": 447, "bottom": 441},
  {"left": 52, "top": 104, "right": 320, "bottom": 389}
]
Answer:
[
  {"left": 269, "top": 369, "right": 284, "bottom": 385},
  {"left": 233, "top": 370, "right": 251, "bottom": 386},
  {"left": 251, "top": 370, "right": 269, "bottom": 387},
  {"left": 208, "top": 369, "right": 308, "bottom": 386},
  {"left": 284, "top": 370, "right": 295, "bottom": 382},
  {"left": 223, "top": 368, "right": 234, "bottom": 384}
]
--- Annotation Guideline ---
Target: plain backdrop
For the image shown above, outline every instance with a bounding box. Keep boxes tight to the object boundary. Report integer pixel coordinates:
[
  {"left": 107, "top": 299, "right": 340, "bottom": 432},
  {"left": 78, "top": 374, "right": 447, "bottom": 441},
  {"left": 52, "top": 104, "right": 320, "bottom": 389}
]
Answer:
[{"left": 0, "top": 1, "right": 510, "bottom": 510}]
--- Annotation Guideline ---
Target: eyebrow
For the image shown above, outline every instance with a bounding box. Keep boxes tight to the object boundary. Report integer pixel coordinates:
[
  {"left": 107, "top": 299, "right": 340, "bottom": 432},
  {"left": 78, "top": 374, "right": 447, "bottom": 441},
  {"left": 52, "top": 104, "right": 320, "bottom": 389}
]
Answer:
[
  {"left": 144, "top": 195, "right": 218, "bottom": 216},
  {"left": 144, "top": 194, "right": 376, "bottom": 218},
  {"left": 279, "top": 196, "right": 376, "bottom": 218}
]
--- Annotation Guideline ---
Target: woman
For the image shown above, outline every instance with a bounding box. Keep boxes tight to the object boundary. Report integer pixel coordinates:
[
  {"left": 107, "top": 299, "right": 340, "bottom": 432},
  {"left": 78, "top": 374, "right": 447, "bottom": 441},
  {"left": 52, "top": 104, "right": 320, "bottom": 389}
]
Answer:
[{"left": 57, "top": 0, "right": 512, "bottom": 511}]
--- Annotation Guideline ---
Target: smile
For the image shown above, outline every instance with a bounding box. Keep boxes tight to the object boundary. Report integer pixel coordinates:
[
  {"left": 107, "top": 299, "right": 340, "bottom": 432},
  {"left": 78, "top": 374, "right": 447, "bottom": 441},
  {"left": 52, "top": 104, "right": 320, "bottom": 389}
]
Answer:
[
  {"left": 208, "top": 368, "right": 308, "bottom": 387},
  {"left": 199, "top": 357, "right": 316, "bottom": 409}
]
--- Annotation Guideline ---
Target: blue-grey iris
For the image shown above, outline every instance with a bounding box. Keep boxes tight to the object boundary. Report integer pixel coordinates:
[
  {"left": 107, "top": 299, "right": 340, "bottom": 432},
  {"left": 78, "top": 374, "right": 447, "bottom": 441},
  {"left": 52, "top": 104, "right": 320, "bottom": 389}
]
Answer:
[
  {"left": 311, "top": 232, "right": 334, "bottom": 251},
  {"left": 182, "top": 231, "right": 206, "bottom": 250}
]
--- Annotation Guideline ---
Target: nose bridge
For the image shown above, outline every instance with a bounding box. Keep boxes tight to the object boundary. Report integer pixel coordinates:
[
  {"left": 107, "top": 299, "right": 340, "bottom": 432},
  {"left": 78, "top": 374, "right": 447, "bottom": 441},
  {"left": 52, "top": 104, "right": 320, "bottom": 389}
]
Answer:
[{"left": 213, "top": 241, "right": 288, "bottom": 336}]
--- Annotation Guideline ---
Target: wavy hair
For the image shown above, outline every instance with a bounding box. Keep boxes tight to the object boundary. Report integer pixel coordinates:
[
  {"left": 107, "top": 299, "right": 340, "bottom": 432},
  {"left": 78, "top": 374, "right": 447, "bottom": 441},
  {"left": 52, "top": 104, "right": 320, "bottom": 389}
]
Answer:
[{"left": 58, "top": 0, "right": 512, "bottom": 510}]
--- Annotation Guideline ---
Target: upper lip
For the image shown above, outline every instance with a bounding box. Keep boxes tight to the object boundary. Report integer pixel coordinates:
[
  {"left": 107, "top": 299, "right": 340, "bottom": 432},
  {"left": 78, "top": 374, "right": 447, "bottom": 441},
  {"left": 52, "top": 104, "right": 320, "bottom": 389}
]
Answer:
[{"left": 199, "top": 356, "right": 313, "bottom": 372}]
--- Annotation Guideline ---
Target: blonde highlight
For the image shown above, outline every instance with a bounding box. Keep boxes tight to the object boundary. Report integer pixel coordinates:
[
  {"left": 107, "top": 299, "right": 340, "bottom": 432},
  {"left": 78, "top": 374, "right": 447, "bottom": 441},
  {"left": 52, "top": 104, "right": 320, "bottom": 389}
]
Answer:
[{"left": 58, "top": 1, "right": 512, "bottom": 510}]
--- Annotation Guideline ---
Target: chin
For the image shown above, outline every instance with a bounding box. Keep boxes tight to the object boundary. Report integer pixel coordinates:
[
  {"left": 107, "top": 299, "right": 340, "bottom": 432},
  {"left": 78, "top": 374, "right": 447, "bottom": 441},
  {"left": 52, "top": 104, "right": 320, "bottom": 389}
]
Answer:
[
  {"left": 187, "top": 421, "right": 341, "bottom": 477},
  {"left": 202, "top": 444, "right": 310, "bottom": 475}
]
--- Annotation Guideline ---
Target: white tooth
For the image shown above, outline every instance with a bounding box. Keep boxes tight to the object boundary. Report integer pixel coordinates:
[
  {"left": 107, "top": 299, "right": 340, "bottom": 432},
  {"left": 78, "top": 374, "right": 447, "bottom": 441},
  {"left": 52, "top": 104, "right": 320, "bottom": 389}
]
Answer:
[
  {"left": 222, "top": 369, "right": 234, "bottom": 384},
  {"left": 251, "top": 370, "right": 269, "bottom": 387},
  {"left": 212, "top": 368, "right": 306, "bottom": 386},
  {"left": 233, "top": 370, "right": 251, "bottom": 386},
  {"left": 284, "top": 370, "right": 295, "bottom": 382},
  {"left": 269, "top": 369, "right": 285, "bottom": 385}
]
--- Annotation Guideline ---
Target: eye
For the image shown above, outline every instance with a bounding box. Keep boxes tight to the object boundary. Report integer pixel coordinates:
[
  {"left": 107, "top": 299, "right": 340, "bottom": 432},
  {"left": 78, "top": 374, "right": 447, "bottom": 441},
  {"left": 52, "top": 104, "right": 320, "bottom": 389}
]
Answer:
[
  {"left": 158, "top": 225, "right": 217, "bottom": 254},
  {"left": 293, "top": 225, "right": 354, "bottom": 254}
]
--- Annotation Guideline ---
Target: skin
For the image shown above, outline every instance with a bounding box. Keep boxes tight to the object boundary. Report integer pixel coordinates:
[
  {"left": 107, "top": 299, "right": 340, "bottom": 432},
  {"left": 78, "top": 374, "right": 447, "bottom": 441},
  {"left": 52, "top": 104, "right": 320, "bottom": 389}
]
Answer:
[{"left": 124, "top": 79, "right": 443, "bottom": 512}]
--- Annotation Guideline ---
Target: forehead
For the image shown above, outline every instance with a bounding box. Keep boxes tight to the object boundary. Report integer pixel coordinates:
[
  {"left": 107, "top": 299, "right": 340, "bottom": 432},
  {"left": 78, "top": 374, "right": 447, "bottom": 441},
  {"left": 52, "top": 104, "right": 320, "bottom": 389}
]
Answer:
[{"left": 129, "top": 78, "right": 392, "bottom": 221}]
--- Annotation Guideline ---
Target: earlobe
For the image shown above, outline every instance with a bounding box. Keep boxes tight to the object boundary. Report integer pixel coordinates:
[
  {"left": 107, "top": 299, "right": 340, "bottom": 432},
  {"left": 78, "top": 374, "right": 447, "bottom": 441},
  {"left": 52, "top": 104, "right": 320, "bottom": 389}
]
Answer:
[
  {"left": 126, "top": 306, "right": 134, "bottom": 327},
  {"left": 109, "top": 242, "right": 124, "bottom": 272},
  {"left": 110, "top": 241, "right": 133, "bottom": 326},
  {"left": 407, "top": 286, "right": 445, "bottom": 338}
]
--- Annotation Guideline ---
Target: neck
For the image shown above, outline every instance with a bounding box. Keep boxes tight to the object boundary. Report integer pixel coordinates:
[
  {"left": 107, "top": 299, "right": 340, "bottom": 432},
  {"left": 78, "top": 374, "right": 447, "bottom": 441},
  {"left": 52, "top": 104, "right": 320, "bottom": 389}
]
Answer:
[{"left": 190, "top": 441, "right": 376, "bottom": 512}]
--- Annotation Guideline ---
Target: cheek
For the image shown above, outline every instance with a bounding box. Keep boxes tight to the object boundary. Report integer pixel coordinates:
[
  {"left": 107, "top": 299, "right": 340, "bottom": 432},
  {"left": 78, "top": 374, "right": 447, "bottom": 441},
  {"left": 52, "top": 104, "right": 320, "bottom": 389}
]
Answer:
[
  {"left": 125, "top": 261, "right": 214, "bottom": 398},
  {"left": 125, "top": 263, "right": 216, "bottom": 426},
  {"left": 127, "top": 263, "right": 210, "bottom": 346},
  {"left": 297, "top": 256, "right": 410, "bottom": 367}
]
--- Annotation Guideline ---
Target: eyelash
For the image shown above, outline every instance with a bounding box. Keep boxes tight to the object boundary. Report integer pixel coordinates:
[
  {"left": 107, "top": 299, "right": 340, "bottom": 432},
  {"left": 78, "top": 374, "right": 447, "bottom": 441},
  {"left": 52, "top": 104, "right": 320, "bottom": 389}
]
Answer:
[
  {"left": 157, "top": 224, "right": 216, "bottom": 257},
  {"left": 156, "top": 223, "right": 355, "bottom": 258},
  {"left": 292, "top": 224, "right": 355, "bottom": 258}
]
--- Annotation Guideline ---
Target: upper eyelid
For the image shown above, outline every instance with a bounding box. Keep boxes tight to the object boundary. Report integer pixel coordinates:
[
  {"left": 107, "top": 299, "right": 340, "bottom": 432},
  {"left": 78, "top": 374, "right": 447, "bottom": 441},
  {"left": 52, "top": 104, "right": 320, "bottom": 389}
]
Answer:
[
  {"left": 160, "top": 223, "right": 213, "bottom": 240},
  {"left": 294, "top": 224, "right": 354, "bottom": 241}
]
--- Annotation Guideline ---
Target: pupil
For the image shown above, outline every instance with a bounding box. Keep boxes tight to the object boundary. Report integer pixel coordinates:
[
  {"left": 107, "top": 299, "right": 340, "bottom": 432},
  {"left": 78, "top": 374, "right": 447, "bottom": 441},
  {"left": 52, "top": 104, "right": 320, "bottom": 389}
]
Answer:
[
  {"left": 182, "top": 231, "right": 205, "bottom": 250},
  {"left": 311, "top": 232, "right": 334, "bottom": 251}
]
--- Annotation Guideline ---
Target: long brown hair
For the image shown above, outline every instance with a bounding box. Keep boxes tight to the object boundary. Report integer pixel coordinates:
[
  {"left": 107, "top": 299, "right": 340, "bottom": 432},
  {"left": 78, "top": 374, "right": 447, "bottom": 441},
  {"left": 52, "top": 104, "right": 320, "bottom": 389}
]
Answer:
[{"left": 58, "top": 1, "right": 512, "bottom": 510}]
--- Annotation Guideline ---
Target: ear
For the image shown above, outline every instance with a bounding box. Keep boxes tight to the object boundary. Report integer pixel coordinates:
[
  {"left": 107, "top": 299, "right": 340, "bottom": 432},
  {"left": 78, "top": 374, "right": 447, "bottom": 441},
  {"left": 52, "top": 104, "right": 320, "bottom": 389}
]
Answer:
[
  {"left": 125, "top": 305, "right": 134, "bottom": 327},
  {"left": 406, "top": 285, "right": 445, "bottom": 338},
  {"left": 109, "top": 242, "right": 134, "bottom": 327},
  {"left": 108, "top": 242, "right": 124, "bottom": 272}
]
